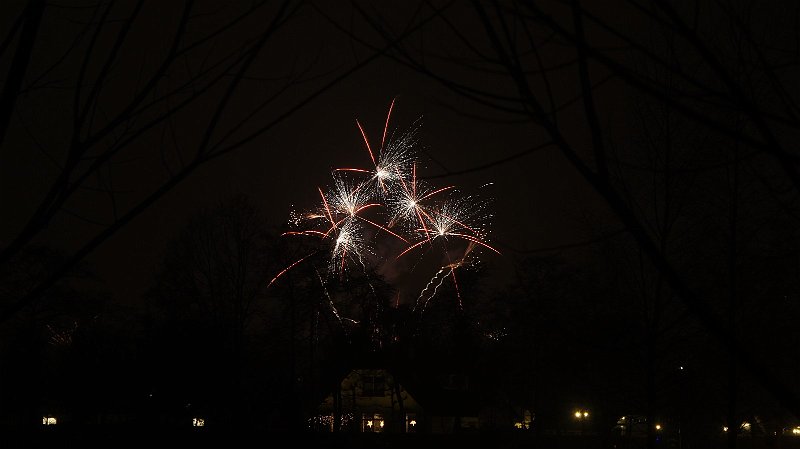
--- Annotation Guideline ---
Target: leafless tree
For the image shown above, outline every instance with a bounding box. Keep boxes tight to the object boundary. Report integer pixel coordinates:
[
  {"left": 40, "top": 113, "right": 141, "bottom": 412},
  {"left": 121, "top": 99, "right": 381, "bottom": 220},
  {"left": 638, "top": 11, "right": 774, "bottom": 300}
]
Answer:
[
  {"left": 0, "top": 0, "right": 443, "bottom": 325},
  {"left": 147, "top": 195, "right": 280, "bottom": 424},
  {"left": 332, "top": 0, "right": 800, "bottom": 419}
]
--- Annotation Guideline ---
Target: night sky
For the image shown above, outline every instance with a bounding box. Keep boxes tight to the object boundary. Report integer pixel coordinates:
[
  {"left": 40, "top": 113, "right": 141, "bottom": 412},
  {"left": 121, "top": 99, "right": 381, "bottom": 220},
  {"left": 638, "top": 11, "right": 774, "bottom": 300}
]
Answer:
[
  {"left": 2, "top": 1, "right": 799, "bottom": 448},
  {"left": 2, "top": 1, "right": 604, "bottom": 306}
]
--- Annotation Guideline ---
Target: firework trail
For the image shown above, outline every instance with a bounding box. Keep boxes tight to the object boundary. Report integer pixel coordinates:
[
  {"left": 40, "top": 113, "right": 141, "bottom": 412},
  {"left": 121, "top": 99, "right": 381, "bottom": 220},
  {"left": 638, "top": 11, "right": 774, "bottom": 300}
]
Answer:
[
  {"left": 270, "top": 98, "right": 499, "bottom": 314},
  {"left": 336, "top": 103, "right": 418, "bottom": 196}
]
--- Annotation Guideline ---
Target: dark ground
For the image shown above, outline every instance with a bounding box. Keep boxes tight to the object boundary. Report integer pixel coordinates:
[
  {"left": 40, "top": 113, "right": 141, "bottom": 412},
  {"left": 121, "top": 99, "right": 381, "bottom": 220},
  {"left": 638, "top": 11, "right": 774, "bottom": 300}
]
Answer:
[{"left": 4, "top": 426, "right": 800, "bottom": 449}]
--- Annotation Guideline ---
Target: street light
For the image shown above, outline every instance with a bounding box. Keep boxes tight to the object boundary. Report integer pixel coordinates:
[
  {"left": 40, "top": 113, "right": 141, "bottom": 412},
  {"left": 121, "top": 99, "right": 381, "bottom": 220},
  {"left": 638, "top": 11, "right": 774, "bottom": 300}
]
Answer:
[{"left": 574, "top": 409, "right": 590, "bottom": 435}]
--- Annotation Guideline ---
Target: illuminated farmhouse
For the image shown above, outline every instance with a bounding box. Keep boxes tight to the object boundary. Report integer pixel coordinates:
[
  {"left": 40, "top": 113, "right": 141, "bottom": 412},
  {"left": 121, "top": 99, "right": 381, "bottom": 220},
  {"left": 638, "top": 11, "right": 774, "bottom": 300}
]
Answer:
[
  {"left": 310, "top": 368, "right": 422, "bottom": 433},
  {"left": 308, "top": 357, "right": 530, "bottom": 434}
]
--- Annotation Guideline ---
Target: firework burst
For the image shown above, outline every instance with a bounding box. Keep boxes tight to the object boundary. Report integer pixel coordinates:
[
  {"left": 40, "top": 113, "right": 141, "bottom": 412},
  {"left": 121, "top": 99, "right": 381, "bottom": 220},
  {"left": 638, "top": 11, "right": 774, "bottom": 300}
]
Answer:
[
  {"left": 271, "top": 98, "right": 499, "bottom": 314},
  {"left": 336, "top": 99, "right": 417, "bottom": 195}
]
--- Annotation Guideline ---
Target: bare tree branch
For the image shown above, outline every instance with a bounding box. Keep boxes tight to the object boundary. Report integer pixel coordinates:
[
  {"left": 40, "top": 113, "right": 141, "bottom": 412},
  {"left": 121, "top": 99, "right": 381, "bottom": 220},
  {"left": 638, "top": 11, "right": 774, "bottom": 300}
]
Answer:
[{"left": 0, "top": 0, "right": 46, "bottom": 148}]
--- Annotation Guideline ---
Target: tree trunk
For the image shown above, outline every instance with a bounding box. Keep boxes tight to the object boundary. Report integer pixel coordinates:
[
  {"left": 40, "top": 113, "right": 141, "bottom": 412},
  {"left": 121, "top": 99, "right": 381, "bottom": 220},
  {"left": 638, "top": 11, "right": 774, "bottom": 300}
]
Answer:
[
  {"left": 394, "top": 380, "right": 405, "bottom": 433},
  {"left": 726, "top": 142, "right": 740, "bottom": 449},
  {"left": 333, "top": 384, "right": 342, "bottom": 432}
]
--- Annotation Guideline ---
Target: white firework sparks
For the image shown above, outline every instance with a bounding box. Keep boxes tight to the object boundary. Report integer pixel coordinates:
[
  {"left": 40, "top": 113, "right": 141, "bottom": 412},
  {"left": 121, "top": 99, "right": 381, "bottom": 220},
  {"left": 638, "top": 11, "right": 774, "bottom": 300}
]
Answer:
[
  {"left": 271, "top": 98, "right": 499, "bottom": 313},
  {"left": 329, "top": 219, "right": 371, "bottom": 275}
]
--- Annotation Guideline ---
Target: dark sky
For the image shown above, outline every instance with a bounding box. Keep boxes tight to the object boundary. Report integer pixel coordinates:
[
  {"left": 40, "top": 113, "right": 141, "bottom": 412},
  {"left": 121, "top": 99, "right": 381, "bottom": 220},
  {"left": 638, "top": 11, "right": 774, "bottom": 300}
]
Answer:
[
  {"left": 4, "top": 0, "right": 800, "bottom": 433},
  {"left": 1, "top": 1, "right": 616, "bottom": 307}
]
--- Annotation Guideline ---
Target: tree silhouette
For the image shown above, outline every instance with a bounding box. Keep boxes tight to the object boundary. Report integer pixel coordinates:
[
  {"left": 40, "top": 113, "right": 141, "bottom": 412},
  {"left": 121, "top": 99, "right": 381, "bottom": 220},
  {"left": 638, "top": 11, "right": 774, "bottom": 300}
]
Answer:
[
  {"left": 334, "top": 0, "right": 800, "bottom": 420},
  {"left": 146, "top": 195, "right": 284, "bottom": 427},
  {"left": 0, "top": 0, "right": 439, "bottom": 325}
]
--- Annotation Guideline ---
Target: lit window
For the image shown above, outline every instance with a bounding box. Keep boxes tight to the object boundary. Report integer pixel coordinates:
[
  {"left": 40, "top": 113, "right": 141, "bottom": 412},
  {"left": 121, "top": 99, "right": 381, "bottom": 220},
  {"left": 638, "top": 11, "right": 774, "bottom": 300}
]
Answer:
[
  {"left": 362, "top": 413, "right": 384, "bottom": 432},
  {"left": 524, "top": 410, "right": 533, "bottom": 427},
  {"left": 42, "top": 416, "right": 57, "bottom": 425},
  {"left": 192, "top": 417, "right": 205, "bottom": 427},
  {"left": 406, "top": 413, "right": 417, "bottom": 432}
]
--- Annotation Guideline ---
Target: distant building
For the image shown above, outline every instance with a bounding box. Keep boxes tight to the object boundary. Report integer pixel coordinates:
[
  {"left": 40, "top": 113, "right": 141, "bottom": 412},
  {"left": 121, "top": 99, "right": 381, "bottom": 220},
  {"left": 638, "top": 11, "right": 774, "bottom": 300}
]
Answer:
[
  {"left": 310, "top": 367, "right": 422, "bottom": 433},
  {"left": 310, "top": 364, "right": 528, "bottom": 434}
]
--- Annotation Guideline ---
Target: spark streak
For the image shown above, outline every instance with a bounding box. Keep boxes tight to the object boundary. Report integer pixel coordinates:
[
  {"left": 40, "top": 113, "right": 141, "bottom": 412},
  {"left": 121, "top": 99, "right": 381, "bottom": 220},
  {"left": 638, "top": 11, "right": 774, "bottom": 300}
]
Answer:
[
  {"left": 269, "top": 99, "right": 499, "bottom": 315},
  {"left": 268, "top": 252, "right": 317, "bottom": 288},
  {"left": 381, "top": 98, "right": 395, "bottom": 150}
]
